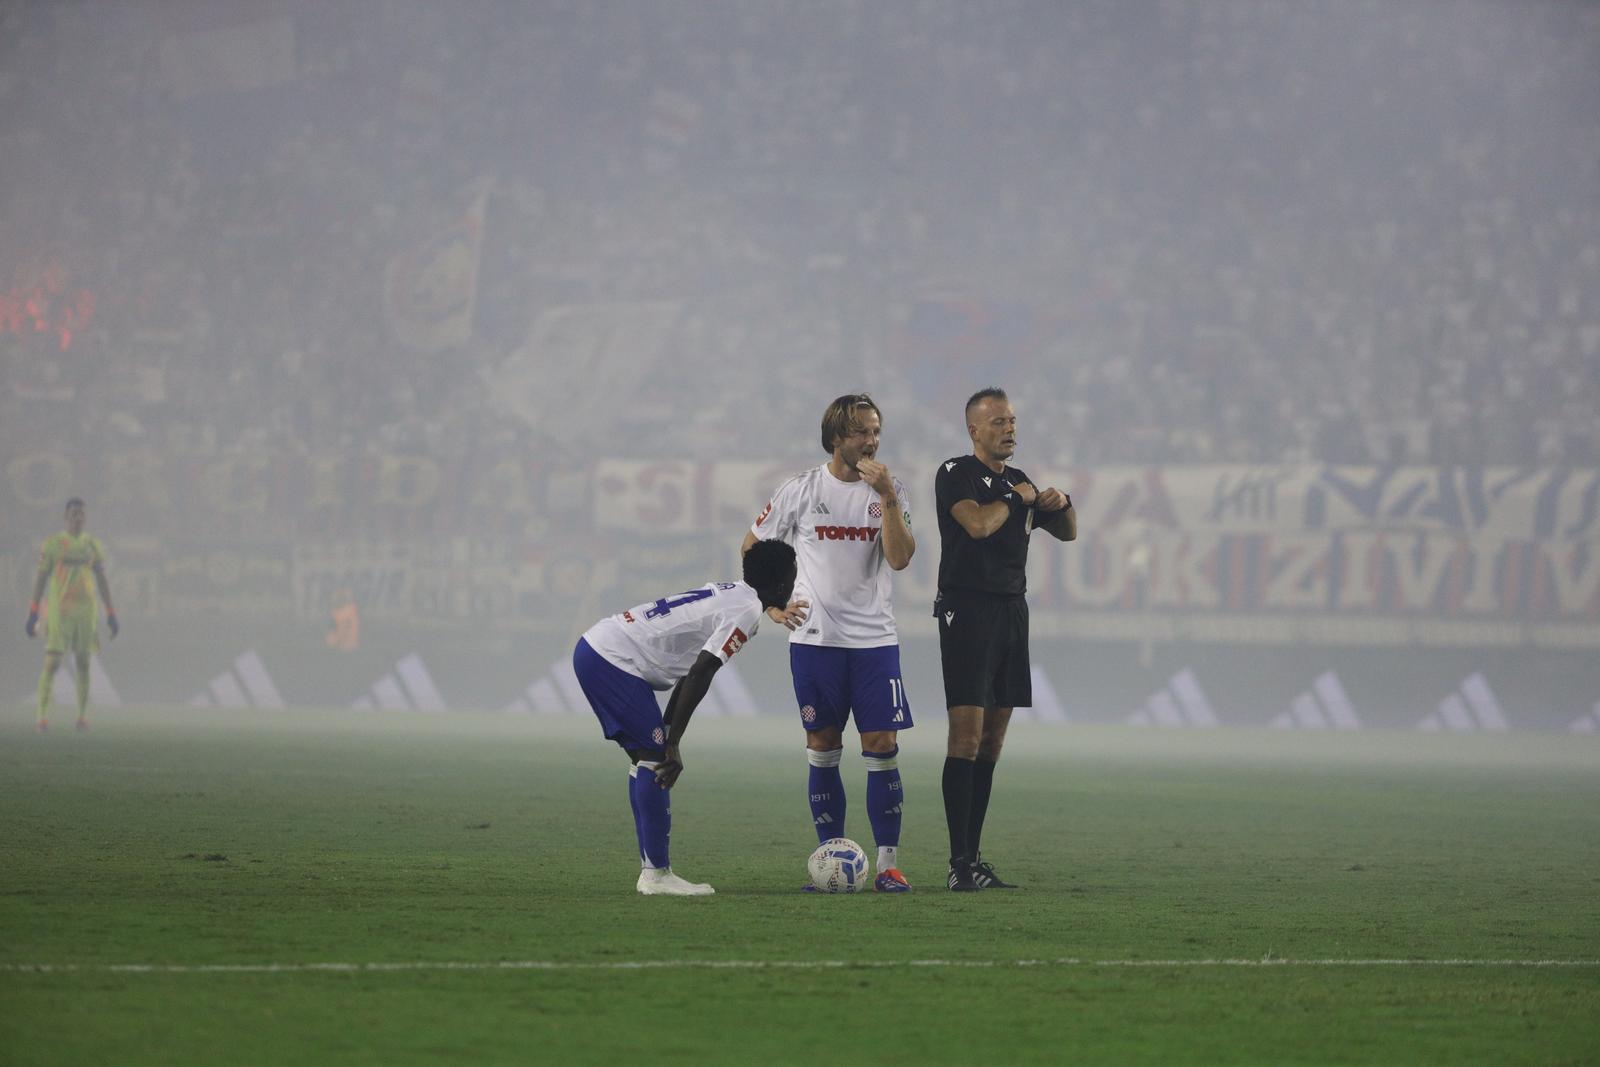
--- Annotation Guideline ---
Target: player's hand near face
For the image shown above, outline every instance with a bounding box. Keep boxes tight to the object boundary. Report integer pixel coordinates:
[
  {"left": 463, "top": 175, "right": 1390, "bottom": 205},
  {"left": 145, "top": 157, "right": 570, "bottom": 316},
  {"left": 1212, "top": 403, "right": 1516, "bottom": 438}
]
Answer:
[
  {"left": 1035, "top": 488, "right": 1070, "bottom": 512},
  {"left": 855, "top": 458, "right": 895, "bottom": 498},
  {"left": 767, "top": 598, "right": 809, "bottom": 630},
  {"left": 654, "top": 745, "right": 684, "bottom": 789}
]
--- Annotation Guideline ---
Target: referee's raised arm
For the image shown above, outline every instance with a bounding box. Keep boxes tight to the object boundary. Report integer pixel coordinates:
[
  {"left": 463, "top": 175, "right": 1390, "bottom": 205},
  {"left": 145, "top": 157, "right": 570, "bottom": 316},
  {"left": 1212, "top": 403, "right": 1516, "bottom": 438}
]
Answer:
[
  {"left": 1032, "top": 487, "right": 1077, "bottom": 542},
  {"left": 949, "top": 477, "right": 1036, "bottom": 540}
]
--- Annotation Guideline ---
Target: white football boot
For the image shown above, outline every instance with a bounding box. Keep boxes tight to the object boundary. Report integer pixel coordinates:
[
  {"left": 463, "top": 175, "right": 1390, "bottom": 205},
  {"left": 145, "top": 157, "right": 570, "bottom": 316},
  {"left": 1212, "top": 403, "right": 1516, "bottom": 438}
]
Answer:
[{"left": 636, "top": 867, "right": 715, "bottom": 896}]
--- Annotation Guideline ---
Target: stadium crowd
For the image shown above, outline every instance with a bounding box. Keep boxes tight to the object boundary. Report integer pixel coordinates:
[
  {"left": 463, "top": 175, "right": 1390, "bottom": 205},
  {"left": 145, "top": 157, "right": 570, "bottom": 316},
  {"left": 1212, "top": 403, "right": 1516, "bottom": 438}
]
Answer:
[{"left": 3, "top": 0, "right": 1597, "bottom": 536}]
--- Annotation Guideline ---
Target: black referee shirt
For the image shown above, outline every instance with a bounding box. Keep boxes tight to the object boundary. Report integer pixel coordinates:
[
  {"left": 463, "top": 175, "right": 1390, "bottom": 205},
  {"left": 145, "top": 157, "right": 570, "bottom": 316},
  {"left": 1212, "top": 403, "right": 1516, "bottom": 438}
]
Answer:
[{"left": 933, "top": 454, "right": 1034, "bottom": 600}]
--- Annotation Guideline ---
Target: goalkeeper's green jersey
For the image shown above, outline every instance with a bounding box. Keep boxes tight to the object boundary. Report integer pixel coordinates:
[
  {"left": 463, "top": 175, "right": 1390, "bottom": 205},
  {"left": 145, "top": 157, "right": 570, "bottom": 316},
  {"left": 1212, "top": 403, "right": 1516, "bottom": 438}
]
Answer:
[{"left": 38, "top": 532, "right": 105, "bottom": 620}]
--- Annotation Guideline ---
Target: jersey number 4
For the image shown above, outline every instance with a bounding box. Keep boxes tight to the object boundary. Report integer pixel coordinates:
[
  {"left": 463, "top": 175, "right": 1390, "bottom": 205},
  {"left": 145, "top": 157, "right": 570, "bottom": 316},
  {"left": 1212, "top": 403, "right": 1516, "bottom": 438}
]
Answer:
[{"left": 644, "top": 589, "right": 714, "bottom": 619}]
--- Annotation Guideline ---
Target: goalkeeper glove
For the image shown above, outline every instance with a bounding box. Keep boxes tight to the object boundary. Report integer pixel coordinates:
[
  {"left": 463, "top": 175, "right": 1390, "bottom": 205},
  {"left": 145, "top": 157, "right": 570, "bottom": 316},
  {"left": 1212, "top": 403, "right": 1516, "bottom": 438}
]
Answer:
[{"left": 25, "top": 602, "right": 39, "bottom": 638}]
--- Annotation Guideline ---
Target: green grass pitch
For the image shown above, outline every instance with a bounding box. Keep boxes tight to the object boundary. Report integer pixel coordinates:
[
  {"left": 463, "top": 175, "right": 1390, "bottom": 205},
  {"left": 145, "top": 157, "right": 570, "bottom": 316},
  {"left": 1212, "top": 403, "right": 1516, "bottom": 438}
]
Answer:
[{"left": 3, "top": 706, "right": 1598, "bottom": 1065}]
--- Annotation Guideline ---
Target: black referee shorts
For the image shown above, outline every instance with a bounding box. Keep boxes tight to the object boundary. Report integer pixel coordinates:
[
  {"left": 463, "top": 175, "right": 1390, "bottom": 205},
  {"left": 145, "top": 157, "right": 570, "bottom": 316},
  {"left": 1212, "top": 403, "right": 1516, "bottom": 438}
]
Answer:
[{"left": 935, "top": 592, "right": 1031, "bottom": 710}]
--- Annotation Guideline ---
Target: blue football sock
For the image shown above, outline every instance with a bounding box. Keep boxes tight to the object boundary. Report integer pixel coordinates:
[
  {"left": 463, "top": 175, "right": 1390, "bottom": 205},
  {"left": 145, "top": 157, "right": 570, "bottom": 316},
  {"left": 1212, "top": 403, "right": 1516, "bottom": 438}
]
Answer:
[
  {"left": 863, "top": 746, "right": 903, "bottom": 852},
  {"left": 630, "top": 762, "right": 672, "bottom": 869},
  {"left": 806, "top": 748, "right": 846, "bottom": 843},
  {"left": 627, "top": 764, "right": 645, "bottom": 863}
]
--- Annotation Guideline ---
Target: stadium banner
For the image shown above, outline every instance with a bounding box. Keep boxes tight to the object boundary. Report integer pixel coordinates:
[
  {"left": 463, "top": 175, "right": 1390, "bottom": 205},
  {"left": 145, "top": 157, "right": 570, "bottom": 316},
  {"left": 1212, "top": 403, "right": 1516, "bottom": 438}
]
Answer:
[
  {"left": 288, "top": 540, "right": 611, "bottom": 629},
  {"left": 382, "top": 182, "right": 490, "bottom": 351},
  {"left": 292, "top": 542, "right": 414, "bottom": 621},
  {"left": 593, "top": 461, "right": 1600, "bottom": 647},
  {"left": 0, "top": 448, "right": 560, "bottom": 529},
  {"left": 484, "top": 301, "right": 682, "bottom": 437},
  {"left": 64, "top": 542, "right": 293, "bottom": 620},
  {"left": 3, "top": 459, "right": 1596, "bottom": 647}
]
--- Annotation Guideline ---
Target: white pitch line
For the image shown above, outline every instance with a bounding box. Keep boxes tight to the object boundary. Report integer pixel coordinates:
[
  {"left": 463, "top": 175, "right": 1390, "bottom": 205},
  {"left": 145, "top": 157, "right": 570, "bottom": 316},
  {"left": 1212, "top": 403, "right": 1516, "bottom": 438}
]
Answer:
[
  {"left": 3, "top": 958, "right": 1598, "bottom": 976},
  {"left": 1090, "top": 958, "right": 1600, "bottom": 967}
]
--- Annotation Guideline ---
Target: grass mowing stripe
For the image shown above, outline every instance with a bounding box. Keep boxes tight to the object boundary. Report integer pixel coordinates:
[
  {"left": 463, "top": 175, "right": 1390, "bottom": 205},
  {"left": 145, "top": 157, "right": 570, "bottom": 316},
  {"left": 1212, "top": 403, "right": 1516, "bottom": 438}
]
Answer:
[
  {"left": 5, "top": 957, "right": 1599, "bottom": 974},
  {"left": 5, "top": 708, "right": 1596, "bottom": 1064}
]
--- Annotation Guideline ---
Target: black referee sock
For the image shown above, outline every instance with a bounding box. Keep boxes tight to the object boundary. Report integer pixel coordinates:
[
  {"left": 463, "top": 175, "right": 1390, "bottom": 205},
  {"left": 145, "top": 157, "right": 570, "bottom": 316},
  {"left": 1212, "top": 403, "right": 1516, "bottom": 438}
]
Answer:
[
  {"left": 942, "top": 756, "right": 975, "bottom": 866},
  {"left": 967, "top": 757, "right": 997, "bottom": 860}
]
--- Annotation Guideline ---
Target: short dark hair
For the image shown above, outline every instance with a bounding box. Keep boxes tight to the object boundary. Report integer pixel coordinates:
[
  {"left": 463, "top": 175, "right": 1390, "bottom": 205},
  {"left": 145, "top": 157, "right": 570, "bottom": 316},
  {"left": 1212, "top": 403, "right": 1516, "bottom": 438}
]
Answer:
[
  {"left": 820, "top": 393, "right": 881, "bottom": 455},
  {"left": 964, "top": 387, "right": 1009, "bottom": 422},
  {"left": 65, "top": 497, "right": 85, "bottom": 511},
  {"left": 742, "top": 539, "right": 796, "bottom": 597}
]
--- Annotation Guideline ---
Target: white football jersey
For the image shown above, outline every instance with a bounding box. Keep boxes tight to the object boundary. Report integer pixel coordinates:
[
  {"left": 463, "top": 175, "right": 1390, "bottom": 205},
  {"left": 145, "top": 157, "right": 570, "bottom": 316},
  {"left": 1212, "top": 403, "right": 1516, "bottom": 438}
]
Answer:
[
  {"left": 748, "top": 464, "right": 909, "bottom": 648},
  {"left": 583, "top": 581, "right": 764, "bottom": 690}
]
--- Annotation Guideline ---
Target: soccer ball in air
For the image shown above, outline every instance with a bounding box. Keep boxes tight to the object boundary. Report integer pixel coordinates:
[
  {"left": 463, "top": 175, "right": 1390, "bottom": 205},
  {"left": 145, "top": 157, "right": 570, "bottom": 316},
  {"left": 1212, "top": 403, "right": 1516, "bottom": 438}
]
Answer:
[{"left": 807, "top": 837, "right": 869, "bottom": 893}]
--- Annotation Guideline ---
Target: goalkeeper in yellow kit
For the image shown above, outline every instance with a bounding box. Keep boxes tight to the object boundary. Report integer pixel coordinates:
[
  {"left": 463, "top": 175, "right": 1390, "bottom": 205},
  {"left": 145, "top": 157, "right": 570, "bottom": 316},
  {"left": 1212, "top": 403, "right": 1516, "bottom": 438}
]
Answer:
[{"left": 26, "top": 498, "right": 118, "bottom": 732}]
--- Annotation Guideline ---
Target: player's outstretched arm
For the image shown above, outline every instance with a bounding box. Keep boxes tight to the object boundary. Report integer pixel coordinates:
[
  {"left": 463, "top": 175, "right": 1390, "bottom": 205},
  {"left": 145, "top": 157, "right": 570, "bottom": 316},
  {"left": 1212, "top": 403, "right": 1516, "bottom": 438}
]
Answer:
[
  {"left": 767, "top": 598, "right": 810, "bottom": 629},
  {"left": 655, "top": 652, "right": 724, "bottom": 788},
  {"left": 742, "top": 531, "right": 807, "bottom": 625}
]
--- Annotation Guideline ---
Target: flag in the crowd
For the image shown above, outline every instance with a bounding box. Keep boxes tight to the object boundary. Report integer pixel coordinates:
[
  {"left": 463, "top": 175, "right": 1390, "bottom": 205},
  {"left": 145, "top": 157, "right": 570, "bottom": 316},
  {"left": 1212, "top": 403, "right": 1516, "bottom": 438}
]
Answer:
[
  {"left": 896, "top": 283, "right": 1044, "bottom": 411},
  {"left": 383, "top": 183, "right": 491, "bottom": 352}
]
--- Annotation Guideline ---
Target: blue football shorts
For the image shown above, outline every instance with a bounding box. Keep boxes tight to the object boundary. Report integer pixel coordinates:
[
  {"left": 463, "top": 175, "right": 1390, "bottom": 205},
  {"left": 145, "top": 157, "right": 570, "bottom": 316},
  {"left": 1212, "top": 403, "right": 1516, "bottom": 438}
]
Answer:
[
  {"left": 573, "top": 638, "right": 667, "bottom": 753},
  {"left": 789, "top": 643, "right": 913, "bottom": 734}
]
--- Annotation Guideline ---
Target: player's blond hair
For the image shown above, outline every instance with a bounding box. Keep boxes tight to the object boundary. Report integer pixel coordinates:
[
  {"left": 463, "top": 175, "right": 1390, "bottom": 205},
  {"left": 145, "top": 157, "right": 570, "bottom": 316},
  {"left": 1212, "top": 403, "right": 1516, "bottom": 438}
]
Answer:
[{"left": 820, "top": 394, "right": 881, "bottom": 455}]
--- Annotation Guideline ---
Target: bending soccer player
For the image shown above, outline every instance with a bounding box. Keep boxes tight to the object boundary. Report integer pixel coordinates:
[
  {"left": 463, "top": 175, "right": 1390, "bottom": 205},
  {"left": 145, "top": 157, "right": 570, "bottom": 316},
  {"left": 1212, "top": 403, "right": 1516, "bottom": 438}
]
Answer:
[
  {"left": 574, "top": 539, "right": 798, "bottom": 896},
  {"left": 26, "top": 497, "right": 118, "bottom": 733},
  {"left": 743, "top": 394, "right": 917, "bottom": 893}
]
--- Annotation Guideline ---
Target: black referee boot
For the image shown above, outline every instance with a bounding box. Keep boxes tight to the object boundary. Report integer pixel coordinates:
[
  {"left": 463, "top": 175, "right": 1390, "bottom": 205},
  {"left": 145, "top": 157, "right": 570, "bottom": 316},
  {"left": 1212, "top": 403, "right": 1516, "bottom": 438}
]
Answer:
[
  {"left": 947, "top": 860, "right": 983, "bottom": 892},
  {"left": 971, "top": 855, "right": 1018, "bottom": 889}
]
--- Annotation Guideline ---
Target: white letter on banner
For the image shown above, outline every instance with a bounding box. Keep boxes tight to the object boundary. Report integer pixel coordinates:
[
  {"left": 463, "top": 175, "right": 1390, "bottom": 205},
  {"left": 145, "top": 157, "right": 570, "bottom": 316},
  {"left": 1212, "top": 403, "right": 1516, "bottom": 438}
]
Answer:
[
  {"left": 1260, "top": 533, "right": 1331, "bottom": 609},
  {"left": 1553, "top": 470, "right": 1600, "bottom": 540},
  {"left": 1482, "top": 468, "right": 1548, "bottom": 540},
  {"left": 1544, "top": 541, "right": 1600, "bottom": 615},
  {"left": 1461, "top": 537, "right": 1505, "bottom": 614},
  {"left": 1335, "top": 531, "right": 1382, "bottom": 610},
  {"left": 1146, "top": 532, "right": 1220, "bottom": 608},
  {"left": 1061, "top": 534, "right": 1127, "bottom": 607},
  {"left": 1386, "top": 532, "right": 1456, "bottom": 610}
]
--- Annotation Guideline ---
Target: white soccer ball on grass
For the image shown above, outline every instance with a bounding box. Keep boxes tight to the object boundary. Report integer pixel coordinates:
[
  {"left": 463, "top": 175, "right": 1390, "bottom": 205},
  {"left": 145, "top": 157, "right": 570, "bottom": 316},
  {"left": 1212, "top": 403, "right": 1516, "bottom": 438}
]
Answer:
[{"left": 807, "top": 837, "right": 869, "bottom": 893}]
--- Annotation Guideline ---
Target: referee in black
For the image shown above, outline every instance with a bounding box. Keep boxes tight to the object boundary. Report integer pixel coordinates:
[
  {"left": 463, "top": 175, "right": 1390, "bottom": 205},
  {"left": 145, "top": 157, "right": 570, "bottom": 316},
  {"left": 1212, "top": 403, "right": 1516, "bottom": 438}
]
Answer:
[{"left": 934, "top": 387, "right": 1076, "bottom": 891}]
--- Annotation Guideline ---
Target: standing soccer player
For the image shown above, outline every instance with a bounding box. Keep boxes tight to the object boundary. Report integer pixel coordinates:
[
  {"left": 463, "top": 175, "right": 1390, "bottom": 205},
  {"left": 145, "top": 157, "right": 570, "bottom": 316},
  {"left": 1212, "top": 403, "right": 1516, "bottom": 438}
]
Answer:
[
  {"left": 742, "top": 394, "right": 917, "bottom": 893},
  {"left": 934, "top": 388, "right": 1075, "bottom": 891},
  {"left": 26, "top": 498, "right": 119, "bottom": 732},
  {"left": 574, "top": 539, "right": 797, "bottom": 896}
]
